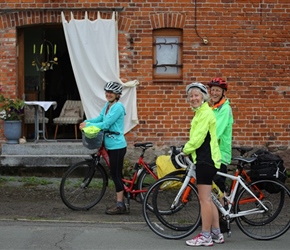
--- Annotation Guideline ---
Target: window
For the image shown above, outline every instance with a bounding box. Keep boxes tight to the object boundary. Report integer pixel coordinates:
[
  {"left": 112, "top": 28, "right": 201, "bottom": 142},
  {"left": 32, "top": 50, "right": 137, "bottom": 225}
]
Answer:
[{"left": 153, "top": 29, "right": 183, "bottom": 81}]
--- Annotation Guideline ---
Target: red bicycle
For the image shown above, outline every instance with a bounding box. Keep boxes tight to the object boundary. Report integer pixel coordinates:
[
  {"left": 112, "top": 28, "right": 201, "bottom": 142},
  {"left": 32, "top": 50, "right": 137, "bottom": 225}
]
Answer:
[{"left": 60, "top": 130, "right": 158, "bottom": 211}]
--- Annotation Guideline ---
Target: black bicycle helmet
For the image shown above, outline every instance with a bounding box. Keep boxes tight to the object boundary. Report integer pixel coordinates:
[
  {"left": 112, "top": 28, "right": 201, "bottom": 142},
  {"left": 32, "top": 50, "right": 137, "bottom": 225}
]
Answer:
[
  {"left": 208, "top": 78, "right": 228, "bottom": 91},
  {"left": 186, "top": 82, "right": 208, "bottom": 95},
  {"left": 104, "top": 81, "right": 123, "bottom": 95}
]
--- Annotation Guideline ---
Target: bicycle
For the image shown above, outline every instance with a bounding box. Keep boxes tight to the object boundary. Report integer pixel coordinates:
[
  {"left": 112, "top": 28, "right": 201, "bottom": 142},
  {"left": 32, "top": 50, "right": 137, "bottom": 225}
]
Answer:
[
  {"left": 60, "top": 130, "right": 158, "bottom": 211},
  {"left": 142, "top": 146, "right": 290, "bottom": 240}
]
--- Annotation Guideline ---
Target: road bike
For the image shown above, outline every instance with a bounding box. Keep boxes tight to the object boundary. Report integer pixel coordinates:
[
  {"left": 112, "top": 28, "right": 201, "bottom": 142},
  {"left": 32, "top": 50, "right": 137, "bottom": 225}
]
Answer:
[
  {"left": 60, "top": 130, "right": 158, "bottom": 211},
  {"left": 142, "top": 146, "right": 290, "bottom": 240}
]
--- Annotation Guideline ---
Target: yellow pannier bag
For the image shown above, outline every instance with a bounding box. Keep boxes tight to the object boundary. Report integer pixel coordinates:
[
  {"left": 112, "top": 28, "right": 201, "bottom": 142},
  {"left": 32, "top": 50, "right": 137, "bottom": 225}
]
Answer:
[
  {"left": 156, "top": 155, "right": 177, "bottom": 178},
  {"left": 156, "top": 155, "right": 184, "bottom": 190}
]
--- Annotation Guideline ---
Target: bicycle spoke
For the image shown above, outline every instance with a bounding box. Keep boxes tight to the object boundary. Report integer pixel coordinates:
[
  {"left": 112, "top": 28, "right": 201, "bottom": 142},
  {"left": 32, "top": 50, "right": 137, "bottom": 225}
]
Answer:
[
  {"left": 142, "top": 176, "right": 200, "bottom": 239},
  {"left": 235, "top": 179, "right": 290, "bottom": 240},
  {"left": 60, "top": 161, "right": 107, "bottom": 210}
]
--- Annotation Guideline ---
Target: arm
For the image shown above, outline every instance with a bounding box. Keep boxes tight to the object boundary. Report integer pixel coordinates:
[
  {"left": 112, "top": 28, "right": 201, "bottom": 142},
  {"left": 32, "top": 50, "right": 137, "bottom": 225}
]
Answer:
[
  {"left": 89, "top": 102, "right": 125, "bottom": 131},
  {"left": 215, "top": 105, "right": 232, "bottom": 140},
  {"left": 183, "top": 111, "right": 212, "bottom": 155},
  {"left": 79, "top": 104, "right": 107, "bottom": 130}
]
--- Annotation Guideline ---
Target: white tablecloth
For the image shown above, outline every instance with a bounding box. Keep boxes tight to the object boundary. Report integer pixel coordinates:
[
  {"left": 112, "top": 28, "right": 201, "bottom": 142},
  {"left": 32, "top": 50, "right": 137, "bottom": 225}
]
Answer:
[
  {"left": 24, "top": 101, "right": 57, "bottom": 111},
  {"left": 24, "top": 101, "right": 57, "bottom": 142}
]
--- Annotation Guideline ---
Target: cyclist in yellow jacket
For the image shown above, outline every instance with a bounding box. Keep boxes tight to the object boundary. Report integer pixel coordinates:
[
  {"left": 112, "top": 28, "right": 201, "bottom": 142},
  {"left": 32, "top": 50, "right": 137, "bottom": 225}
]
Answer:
[{"left": 183, "top": 82, "right": 224, "bottom": 247}]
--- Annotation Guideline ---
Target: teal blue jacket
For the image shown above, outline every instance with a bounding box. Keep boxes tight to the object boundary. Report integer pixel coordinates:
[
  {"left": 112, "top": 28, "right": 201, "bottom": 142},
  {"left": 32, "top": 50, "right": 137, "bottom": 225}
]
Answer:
[
  {"left": 183, "top": 102, "right": 221, "bottom": 169},
  {"left": 212, "top": 99, "right": 234, "bottom": 165},
  {"left": 85, "top": 102, "right": 127, "bottom": 150}
]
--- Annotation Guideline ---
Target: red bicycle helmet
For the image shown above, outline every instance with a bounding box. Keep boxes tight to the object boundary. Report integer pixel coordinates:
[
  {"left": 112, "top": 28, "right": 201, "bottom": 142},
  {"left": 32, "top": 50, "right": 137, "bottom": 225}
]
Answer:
[{"left": 208, "top": 78, "right": 228, "bottom": 91}]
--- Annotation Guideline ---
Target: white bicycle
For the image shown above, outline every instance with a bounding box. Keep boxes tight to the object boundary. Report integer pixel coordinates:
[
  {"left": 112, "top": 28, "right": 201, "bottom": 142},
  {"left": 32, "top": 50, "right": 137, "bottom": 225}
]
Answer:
[{"left": 142, "top": 147, "right": 290, "bottom": 240}]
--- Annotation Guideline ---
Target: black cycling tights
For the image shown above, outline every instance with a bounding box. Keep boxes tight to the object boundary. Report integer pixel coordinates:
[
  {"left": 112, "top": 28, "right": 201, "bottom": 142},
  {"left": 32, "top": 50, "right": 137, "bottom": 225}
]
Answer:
[{"left": 108, "top": 147, "right": 127, "bottom": 192}]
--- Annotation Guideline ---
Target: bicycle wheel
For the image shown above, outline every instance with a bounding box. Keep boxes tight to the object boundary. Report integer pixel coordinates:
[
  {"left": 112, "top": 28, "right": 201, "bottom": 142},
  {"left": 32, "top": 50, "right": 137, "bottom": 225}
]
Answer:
[
  {"left": 238, "top": 181, "right": 285, "bottom": 226},
  {"left": 235, "top": 179, "right": 290, "bottom": 240},
  {"left": 137, "top": 163, "right": 185, "bottom": 202},
  {"left": 136, "top": 162, "right": 158, "bottom": 201},
  {"left": 142, "top": 176, "right": 200, "bottom": 239},
  {"left": 60, "top": 161, "right": 107, "bottom": 210}
]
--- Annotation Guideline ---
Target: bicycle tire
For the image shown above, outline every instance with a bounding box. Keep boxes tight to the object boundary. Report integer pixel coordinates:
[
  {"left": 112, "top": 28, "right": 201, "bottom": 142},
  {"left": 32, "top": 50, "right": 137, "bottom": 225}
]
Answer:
[
  {"left": 60, "top": 160, "right": 107, "bottom": 210},
  {"left": 142, "top": 176, "right": 200, "bottom": 239},
  {"left": 238, "top": 181, "right": 285, "bottom": 226},
  {"left": 137, "top": 164, "right": 185, "bottom": 202},
  {"left": 235, "top": 179, "right": 290, "bottom": 240},
  {"left": 136, "top": 162, "right": 158, "bottom": 201}
]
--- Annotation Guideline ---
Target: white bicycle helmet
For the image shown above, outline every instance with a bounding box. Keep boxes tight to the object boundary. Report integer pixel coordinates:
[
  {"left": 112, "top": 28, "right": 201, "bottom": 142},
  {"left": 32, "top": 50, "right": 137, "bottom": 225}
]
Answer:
[
  {"left": 186, "top": 82, "right": 208, "bottom": 95},
  {"left": 104, "top": 81, "right": 123, "bottom": 95}
]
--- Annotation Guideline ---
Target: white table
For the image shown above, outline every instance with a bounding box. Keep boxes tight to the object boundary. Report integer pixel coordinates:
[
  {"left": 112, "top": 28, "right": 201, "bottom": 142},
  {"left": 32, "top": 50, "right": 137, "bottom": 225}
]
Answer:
[{"left": 24, "top": 101, "right": 57, "bottom": 142}]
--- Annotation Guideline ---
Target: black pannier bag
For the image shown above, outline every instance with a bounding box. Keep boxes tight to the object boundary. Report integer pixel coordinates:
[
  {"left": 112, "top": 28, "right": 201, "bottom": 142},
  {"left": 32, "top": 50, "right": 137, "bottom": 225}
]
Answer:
[{"left": 249, "top": 149, "right": 287, "bottom": 193}]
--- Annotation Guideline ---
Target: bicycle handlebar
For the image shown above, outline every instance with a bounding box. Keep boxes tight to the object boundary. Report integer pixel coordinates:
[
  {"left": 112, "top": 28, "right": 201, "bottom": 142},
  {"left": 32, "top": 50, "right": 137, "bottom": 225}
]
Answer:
[{"left": 174, "top": 152, "right": 192, "bottom": 169}]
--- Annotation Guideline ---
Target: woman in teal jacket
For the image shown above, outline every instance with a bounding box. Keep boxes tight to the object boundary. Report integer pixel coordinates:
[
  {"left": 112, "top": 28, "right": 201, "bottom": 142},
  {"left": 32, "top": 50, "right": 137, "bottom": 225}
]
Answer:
[
  {"left": 183, "top": 82, "right": 224, "bottom": 247},
  {"left": 79, "top": 81, "right": 127, "bottom": 215},
  {"left": 208, "top": 78, "right": 234, "bottom": 194}
]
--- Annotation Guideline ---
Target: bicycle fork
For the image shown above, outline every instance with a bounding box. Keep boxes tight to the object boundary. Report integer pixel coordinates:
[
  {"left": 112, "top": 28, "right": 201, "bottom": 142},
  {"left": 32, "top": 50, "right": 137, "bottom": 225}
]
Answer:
[{"left": 169, "top": 167, "right": 196, "bottom": 209}]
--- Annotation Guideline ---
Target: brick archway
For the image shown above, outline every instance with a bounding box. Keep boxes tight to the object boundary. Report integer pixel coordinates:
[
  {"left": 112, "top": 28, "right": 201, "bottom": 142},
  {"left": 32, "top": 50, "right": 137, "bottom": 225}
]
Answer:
[
  {"left": 149, "top": 13, "right": 186, "bottom": 29},
  {"left": 0, "top": 11, "right": 130, "bottom": 31}
]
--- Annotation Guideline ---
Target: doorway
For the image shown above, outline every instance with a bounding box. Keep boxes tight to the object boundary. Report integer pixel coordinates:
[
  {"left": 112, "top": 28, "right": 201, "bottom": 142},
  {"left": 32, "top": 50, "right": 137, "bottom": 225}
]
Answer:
[{"left": 18, "top": 24, "right": 80, "bottom": 139}]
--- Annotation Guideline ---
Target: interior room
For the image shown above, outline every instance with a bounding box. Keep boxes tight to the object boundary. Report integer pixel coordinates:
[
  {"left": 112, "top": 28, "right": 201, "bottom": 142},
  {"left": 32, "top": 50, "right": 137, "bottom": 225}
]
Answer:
[{"left": 23, "top": 25, "right": 82, "bottom": 140}]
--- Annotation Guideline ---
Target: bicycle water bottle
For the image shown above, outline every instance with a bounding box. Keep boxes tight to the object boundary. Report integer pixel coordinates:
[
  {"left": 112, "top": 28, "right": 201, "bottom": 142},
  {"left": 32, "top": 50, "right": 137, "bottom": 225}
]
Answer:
[{"left": 212, "top": 181, "right": 223, "bottom": 199}]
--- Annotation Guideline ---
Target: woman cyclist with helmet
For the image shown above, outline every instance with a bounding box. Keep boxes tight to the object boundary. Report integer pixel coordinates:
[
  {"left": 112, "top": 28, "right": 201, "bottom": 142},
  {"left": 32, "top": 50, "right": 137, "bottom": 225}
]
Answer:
[
  {"left": 208, "top": 78, "right": 234, "bottom": 203},
  {"left": 183, "top": 82, "right": 224, "bottom": 247},
  {"left": 79, "top": 81, "right": 127, "bottom": 215}
]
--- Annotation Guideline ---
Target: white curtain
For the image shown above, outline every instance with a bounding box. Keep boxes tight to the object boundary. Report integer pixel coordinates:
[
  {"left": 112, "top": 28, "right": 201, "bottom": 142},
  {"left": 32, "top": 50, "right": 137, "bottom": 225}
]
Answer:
[{"left": 61, "top": 12, "right": 139, "bottom": 133}]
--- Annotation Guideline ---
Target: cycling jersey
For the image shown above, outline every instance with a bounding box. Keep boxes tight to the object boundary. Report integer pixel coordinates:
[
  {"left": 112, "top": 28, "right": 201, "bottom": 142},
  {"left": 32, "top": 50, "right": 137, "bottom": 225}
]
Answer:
[
  {"left": 212, "top": 98, "right": 234, "bottom": 165},
  {"left": 183, "top": 102, "right": 221, "bottom": 169},
  {"left": 85, "top": 101, "right": 127, "bottom": 150}
]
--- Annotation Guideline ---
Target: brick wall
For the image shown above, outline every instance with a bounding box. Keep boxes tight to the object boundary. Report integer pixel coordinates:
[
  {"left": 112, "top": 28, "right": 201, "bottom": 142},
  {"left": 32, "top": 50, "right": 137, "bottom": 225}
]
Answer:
[{"left": 0, "top": 0, "right": 290, "bottom": 150}]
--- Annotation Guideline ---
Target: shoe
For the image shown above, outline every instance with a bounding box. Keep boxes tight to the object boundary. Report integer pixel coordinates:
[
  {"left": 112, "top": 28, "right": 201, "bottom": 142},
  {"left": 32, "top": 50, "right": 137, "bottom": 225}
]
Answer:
[
  {"left": 185, "top": 233, "right": 213, "bottom": 247},
  {"left": 105, "top": 205, "right": 127, "bottom": 215},
  {"left": 211, "top": 233, "right": 224, "bottom": 244}
]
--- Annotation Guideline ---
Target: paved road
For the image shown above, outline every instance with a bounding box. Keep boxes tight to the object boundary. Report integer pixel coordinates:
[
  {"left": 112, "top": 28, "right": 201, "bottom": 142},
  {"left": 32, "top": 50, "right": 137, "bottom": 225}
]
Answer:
[{"left": 0, "top": 220, "right": 289, "bottom": 250}]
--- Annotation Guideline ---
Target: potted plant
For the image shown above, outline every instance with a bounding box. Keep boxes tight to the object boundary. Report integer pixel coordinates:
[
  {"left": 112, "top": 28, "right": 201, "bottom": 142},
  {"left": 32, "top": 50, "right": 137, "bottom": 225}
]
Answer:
[{"left": 0, "top": 85, "right": 25, "bottom": 144}]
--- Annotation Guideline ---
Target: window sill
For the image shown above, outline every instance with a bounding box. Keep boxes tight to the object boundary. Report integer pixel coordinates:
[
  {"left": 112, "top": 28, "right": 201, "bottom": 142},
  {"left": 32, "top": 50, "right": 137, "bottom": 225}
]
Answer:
[{"left": 153, "top": 79, "right": 183, "bottom": 83}]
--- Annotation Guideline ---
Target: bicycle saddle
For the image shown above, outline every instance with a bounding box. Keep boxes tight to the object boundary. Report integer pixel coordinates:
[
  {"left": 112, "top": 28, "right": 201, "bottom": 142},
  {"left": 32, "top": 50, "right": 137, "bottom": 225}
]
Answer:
[
  {"left": 134, "top": 142, "right": 153, "bottom": 148},
  {"left": 232, "top": 156, "right": 256, "bottom": 163}
]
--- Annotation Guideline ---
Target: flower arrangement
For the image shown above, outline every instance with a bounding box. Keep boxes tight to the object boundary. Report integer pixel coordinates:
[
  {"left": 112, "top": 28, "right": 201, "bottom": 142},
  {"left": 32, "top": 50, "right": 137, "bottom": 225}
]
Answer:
[{"left": 0, "top": 86, "right": 25, "bottom": 121}]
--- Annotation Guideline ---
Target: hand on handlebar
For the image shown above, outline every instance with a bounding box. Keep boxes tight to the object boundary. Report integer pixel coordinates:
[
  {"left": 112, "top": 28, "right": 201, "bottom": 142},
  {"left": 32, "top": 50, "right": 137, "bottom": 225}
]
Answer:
[{"left": 79, "top": 122, "right": 86, "bottom": 130}]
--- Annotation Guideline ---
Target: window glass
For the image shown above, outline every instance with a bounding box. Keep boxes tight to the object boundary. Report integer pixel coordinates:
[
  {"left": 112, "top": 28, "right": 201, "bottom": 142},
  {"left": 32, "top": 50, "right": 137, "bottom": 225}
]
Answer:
[
  {"left": 155, "top": 37, "right": 179, "bottom": 74},
  {"left": 153, "top": 29, "right": 183, "bottom": 81}
]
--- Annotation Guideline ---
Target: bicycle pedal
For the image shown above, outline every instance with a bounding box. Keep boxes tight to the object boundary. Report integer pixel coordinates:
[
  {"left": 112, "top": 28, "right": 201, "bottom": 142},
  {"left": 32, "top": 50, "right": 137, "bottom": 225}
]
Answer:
[{"left": 226, "top": 230, "right": 231, "bottom": 238}]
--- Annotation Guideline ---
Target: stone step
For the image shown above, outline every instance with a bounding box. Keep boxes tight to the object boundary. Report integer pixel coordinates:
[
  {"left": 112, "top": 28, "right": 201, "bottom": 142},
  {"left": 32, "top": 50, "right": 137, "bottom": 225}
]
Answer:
[
  {"left": 0, "top": 155, "right": 92, "bottom": 167},
  {"left": 1, "top": 142, "right": 95, "bottom": 155},
  {"left": 0, "top": 141, "right": 97, "bottom": 167},
  {"left": 0, "top": 141, "right": 160, "bottom": 168}
]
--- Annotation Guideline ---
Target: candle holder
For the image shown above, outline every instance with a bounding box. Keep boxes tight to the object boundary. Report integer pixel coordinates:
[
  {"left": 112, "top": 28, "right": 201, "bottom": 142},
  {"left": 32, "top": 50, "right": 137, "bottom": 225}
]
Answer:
[{"left": 32, "top": 39, "right": 58, "bottom": 71}]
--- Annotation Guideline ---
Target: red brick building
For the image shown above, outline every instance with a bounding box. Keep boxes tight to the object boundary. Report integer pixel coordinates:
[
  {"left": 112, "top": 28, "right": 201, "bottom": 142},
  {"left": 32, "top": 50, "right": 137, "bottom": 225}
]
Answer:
[{"left": 0, "top": 0, "right": 290, "bottom": 150}]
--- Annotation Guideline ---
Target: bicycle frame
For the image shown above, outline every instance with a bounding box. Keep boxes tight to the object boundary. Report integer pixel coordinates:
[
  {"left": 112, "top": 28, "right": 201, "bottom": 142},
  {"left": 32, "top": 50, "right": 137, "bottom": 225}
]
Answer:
[
  {"left": 173, "top": 154, "right": 269, "bottom": 220},
  {"left": 123, "top": 161, "right": 158, "bottom": 197},
  {"left": 215, "top": 171, "right": 268, "bottom": 219},
  {"left": 97, "top": 143, "right": 158, "bottom": 198}
]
